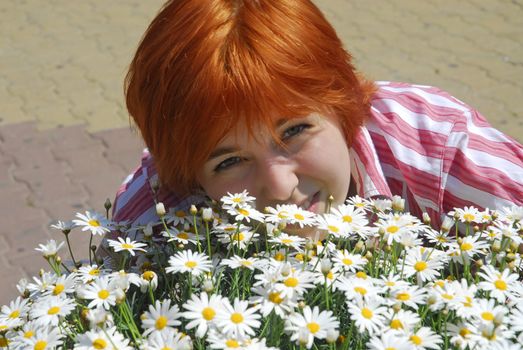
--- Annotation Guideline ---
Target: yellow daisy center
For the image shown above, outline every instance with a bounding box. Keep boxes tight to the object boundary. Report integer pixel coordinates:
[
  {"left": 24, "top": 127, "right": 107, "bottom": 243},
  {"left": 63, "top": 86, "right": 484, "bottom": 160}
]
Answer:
[
  {"left": 281, "top": 239, "right": 293, "bottom": 244},
  {"left": 202, "top": 307, "right": 216, "bottom": 321},
  {"left": 93, "top": 338, "right": 107, "bottom": 349},
  {"left": 410, "top": 335, "right": 422, "bottom": 345},
  {"left": 354, "top": 286, "right": 367, "bottom": 295},
  {"left": 463, "top": 213, "right": 475, "bottom": 222},
  {"left": 8, "top": 310, "right": 20, "bottom": 319},
  {"left": 47, "top": 306, "right": 60, "bottom": 315},
  {"left": 385, "top": 348, "right": 397, "bottom": 350},
  {"left": 142, "top": 271, "right": 155, "bottom": 281},
  {"left": 89, "top": 268, "right": 100, "bottom": 276},
  {"left": 24, "top": 331, "right": 34, "bottom": 338},
  {"left": 459, "top": 328, "right": 471, "bottom": 337},
  {"left": 361, "top": 307, "right": 373, "bottom": 319},
  {"left": 34, "top": 340, "right": 47, "bottom": 350},
  {"left": 481, "top": 312, "right": 494, "bottom": 321},
  {"left": 278, "top": 211, "right": 289, "bottom": 219},
  {"left": 327, "top": 225, "right": 339, "bottom": 233},
  {"left": 294, "top": 213, "right": 305, "bottom": 220},
  {"left": 238, "top": 208, "right": 250, "bottom": 216},
  {"left": 175, "top": 210, "right": 186, "bottom": 218},
  {"left": 326, "top": 270, "right": 334, "bottom": 280},
  {"left": 230, "top": 313, "right": 244, "bottom": 324},
  {"left": 240, "top": 260, "right": 252, "bottom": 267},
  {"left": 0, "top": 337, "right": 8, "bottom": 347},
  {"left": 494, "top": 279, "right": 507, "bottom": 290},
  {"left": 98, "top": 290, "right": 110, "bottom": 300},
  {"left": 177, "top": 232, "right": 189, "bottom": 239},
  {"left": 343, "top": 215, "right": 353, "bottom": 223},
  {"left": 385, "top": 281, "right": 395, "bottom": 287},
  {"left": 232, "top": 233, "right": 245, "bottom": 241},
  {"left": 122, "top": 243, "right": 134, "bottom": 249},
  {"left": 284, "top": 277, "right": 299, "bottom": 287},
  {"left": 460, "top": 242, "right": 473, "bottom": 251},
  {"left": 356, "top": 271, "right": 367, "bottom": 279},
  {"left": 269, "top": 292, "right": 284, "bottom": 304},
  {"left": 226, "top": 339, "right": 240, "bottom": 348},
  {"left": 342, "top": 258, "right": 353, "bottom": 265},
  {"left": 88, "top": 219, "right": 100, "bottom": 227},
  {"left": 387, "top": 226, "right": 399, "bottom": 234},
  {"left": 463, "top": 296, "right": 473, "bottom": 307},
  {"left": 307, "top": 322, "right": 320, "bottom": 334},
  {"left": 414, "top": 261, "right": 427, "bottom": 271},
  {"left": 155, "top": 316, "right": 168, "bottom": 330},
  {"left": 274, "top": 252, "right": 285, "bottom": 261},
  {"left": 185, "top": 261, "right": 197, "bottom": 269},
  {"left": 53, "top": 284, "right": 65, "bottom": 295},
  {"left": 396, "top": 292, "right": 410, "bottom": 301},
  {"left": 442, "top": 293, "right": 454, "bottom": 300},
  {"left": 232, "top": 198, "right": 242, "bottom": 203},
  {"left": 390, "top": 319, "right": 403, "bottom": 329}
]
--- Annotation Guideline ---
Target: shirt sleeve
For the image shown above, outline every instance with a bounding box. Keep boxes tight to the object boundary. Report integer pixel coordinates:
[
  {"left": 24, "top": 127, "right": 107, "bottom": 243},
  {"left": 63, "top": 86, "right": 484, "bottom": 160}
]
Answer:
[{"left": 440, "top": 99, "right": 523, "bottom": 212}]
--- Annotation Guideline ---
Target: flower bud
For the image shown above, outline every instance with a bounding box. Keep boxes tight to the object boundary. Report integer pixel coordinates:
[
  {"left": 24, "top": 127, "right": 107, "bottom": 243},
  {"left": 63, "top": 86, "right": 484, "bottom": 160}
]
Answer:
[
  {"left": 190, "top": 205, "right": 198, "bottom": 215},
  {"left": 320, "top": 259, "right": 332, "bottom": 276},
  {"left": 298, "top": 301, "right": 306, "bottom": 309},
  {"left": 441, "top": 216, "right": 454, "bottom": 232},
  {"left": 391, "top": 195, "right": 405, "bottom": 212},
  {"left": 104, "top": 198, "right": 112, "bottom": 211},
  {"left": 475, "top": 259, "right": 484, "bottom": 268},
  {"left": 326, "top": 329, "right": 339, "bottom": 344},
  {"left": 365, "top": 251, "right": 373, "bottom": 260},
  {"left": 298, "top": 328, "right": 309, "bottom": 346},
  {"left": 114, "top": 289, "right": 126, "bottom": 304},
  {"left": 422, "top": 212, "right": 431, "bottom": 225},
  {"left": 392, "top": 302, "right": 402, "bottom": 312},
  {"left": 203, "top": 279, "right": 214, "bottom": 293},
  {"left": 492, "top": 241, "right": 501, "bottom": 253},
  {"left": 305, "top": 239, "right": 315, "bottom": 251},
  {"left": 155, "top": 202, "right": 166, "bottom": 217},
  {"left": 508, "top": 261, "right": 516, "bottom": 270},
  {"left": 149, "top": 178, "right": 160, "bottom": 192},
  {"left": 354, "top": 240, "right": 365, "bottom": 252},
  {"left": 144, "top": 223, "right": 153, "bottom": 238},
  {"left": 506, "top": 253, "right": 516, "bottom": 262},
  {"left": 280, "top": 262, "right": 292, "bottom": 277},
  {"left": 202, "top": 207, "right": 213, "bottom": 222},
  {"left": 510, "top": 241, "right": 520, "bottom": 252}
]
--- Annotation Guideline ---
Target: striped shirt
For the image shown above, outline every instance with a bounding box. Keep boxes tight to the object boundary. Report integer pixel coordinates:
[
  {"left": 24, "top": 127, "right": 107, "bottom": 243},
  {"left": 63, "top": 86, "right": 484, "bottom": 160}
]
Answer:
[{"left": 112, "top": 81, "right": 523, "bottom": 228}]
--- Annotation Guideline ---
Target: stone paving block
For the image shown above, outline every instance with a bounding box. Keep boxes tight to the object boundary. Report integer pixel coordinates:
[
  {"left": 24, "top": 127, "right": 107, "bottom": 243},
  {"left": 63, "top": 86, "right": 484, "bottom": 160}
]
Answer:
[
  {"left": 1, "top": 215, "right": 51, "bottom": 258},
  {"left": 0, "top": 263, "right": 27, "bottom": 304}
]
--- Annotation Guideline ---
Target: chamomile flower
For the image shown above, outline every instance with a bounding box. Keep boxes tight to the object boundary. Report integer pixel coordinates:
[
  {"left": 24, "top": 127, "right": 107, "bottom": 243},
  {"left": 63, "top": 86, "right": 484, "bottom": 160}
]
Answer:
[
  {"left": 165, "top": 208, "right": 191, "bottom": 227},
  {"left": 73, "top": 211, "right": 111, "bottom": 236},
  {"left": 264, "top": 204, "right": 292, "bottom": 224},
  {"left": 473, "top": 298, "right": 508, "bottom": 325},
  {"left": 367, "top": 331, "right": 412, "bottom": 350},
  {"left": 275, "top": 269, "right": 315, "bottom": 299},
  {"left": 215, "top": 298, "right": 261, "bottom": 337},
  {"left": 107, "top": 236, "right": 147, "bottom": 256},
  {"left": 77, "top": 276, "right": 117, "bottom": 310},
  {"left": 423, "top": 227, "right": 455, "bottom": 248},
  {"left": 478, "top": 265, "right": 519, "bottom": 303},
  {"left": 378, "top": 272, "right": 410, "bottom": 292},
  {"left": 249, "top": 285, "right": 295, "bottom": 318},
  {"left": 489, "top": 221, "right": 522, "bottom": 245},
  {"left": 316, "top": 213, "right": 349, "bottom": 238},
  {"left": 166, "top": 250, "right": 212, "bottom": 276},
  {"left": 30, "top": 296, "right": 76, "bottom": 326},
  {"left": 336, "top": 275, "right": 380, "bottom": 301},
  {"left": 35, "top": 240, "right": 65, "bottom": 258},
  {"left": 49, "top": 220, "right": 76, "bottom": 232},
  {"left": 139, "top": 270, "right": 158, "bottom": 293},
  {"left": 448, "top": 234, "right": 489, "bottom": 264},
  {"left": 407, "top": 327, "right": 443, "bottom": 349},
  {"left": 221, "top": 190, "right": 256, "bottom": 209},
  {"left": 141, "top": 299, "right": 181, "bottom": 336},
  {"left": 26, "top": 271, "right": 58, "bottom": 298},
  {"left": 44, "top": 273, "right": 77, "bottom": 297},
  {"left": 375, "top": 214, "right": 413, "bottom": 245},
  {"left": 332, "top": 250, "right": 367, "bottom": 272},
  {"left": 269, "top": 232, "right": 306, "bottom": 250},
  {"left": 140, "top": 328, "right": 193, "bottom": 350},
  {"left": 450, "top": 206, "right": 481, "bottom": 223},
  {"left": 76, "top": 264, "right": 107, "bottom": 283},
  {"left": 331, "top": 203, "right": 369, "bottom": 231},
  {"left": 74, "top": 326, "right": 132, "bottom": 350},
  {"left": 162, "top": 229, "right": 198, "bottom": 245},
  {"left": 218, "top": 229, "right": 259, "bottom": 250},
  {"left": 206, "top": 330, "right": 251, "bottom": 350},
  {"left": 22, "top": 327, "right": 64, "bottom": 350},
  {"left": 182, "top": 292, "right": 225, "bottom": 337},
  {"left": 390, "top": 285, "right": 427, "bottom": 310},
  {"left": 447, "top": 322, "right": 478, "bottom": 349},
  {"left": 383, "top": 308, "right": 420, "bottom": 333},
  {"left": 0, "top": 296, "right": 29, "bottom": 327},
  {"left": 402, "top": 247, "right": 444, "bottom": 283},
  {"left": 285, "top": 306, "right": 339, "bottom": 349},
  {"left": 285, "top": 205, "right": 317, "bottom": 228},
  {"left": 347, "top": 296, "right": 387, "bottom": 335},
  {"left": 221, "top": 255, "right": 260, "bottom": 270},
  {"left": 227, "top": 205, "right": 264, "bottom": 223}
]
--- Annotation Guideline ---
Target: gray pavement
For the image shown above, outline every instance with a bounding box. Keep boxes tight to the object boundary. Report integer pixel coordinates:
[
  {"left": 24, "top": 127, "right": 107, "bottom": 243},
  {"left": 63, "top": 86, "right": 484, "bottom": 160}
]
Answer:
[{"left": 1, "top": 0, "right": 522, "bottom": 302}]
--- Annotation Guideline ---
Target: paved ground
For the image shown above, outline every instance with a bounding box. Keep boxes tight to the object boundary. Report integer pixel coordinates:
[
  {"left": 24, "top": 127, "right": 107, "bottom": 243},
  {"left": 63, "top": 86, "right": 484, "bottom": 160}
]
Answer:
[{"left": 0, "top": 0, "right": 522, "bottom": 302}]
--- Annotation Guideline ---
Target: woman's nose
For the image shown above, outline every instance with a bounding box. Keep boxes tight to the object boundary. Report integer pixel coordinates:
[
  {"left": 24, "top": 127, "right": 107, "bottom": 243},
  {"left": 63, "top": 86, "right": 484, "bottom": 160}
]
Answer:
[{"left": 255, "top": 158, "right": 298, "bottom": 203}]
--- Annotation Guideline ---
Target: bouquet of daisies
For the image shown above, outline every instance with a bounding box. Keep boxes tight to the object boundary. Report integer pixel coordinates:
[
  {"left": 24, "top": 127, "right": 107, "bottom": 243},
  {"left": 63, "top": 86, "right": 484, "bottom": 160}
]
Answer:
[{"left": 1, "top": 191, "right": 523, "bottom": 350}]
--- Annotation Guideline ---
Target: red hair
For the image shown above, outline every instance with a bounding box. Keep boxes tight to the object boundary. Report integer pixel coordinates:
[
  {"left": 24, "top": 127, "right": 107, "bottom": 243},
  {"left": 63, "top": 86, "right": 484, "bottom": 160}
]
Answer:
[{"left": 125, "top": 0, "right": 376, "bottom": 194}]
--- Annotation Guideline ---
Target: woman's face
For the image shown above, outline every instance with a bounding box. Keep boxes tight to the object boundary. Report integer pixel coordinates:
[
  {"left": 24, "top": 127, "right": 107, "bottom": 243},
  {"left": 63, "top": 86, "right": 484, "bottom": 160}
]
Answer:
[{"left": 197, "top": 113, "right": 351, "bottom": 217}]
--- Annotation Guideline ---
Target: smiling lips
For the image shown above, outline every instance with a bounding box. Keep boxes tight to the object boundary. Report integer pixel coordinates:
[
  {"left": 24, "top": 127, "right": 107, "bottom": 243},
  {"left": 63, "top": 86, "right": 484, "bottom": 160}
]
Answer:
[{"left": 301, "top": 191, "right": 320, "bottom": 213}]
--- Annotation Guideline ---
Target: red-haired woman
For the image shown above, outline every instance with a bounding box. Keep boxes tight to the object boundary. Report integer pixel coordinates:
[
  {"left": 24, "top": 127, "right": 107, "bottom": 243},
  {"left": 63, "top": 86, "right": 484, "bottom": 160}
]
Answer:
[{"left": 109, "top": 0, "right": 523, "bottom": 239}]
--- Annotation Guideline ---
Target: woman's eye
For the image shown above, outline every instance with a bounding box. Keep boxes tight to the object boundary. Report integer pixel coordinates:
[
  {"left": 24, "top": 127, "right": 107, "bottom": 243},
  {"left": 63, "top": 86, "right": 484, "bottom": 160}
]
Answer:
[
  {"left": 214, "top": 156, "right": 242, "bottom": 172},
  {"left": 281, "top": 123, "right": 311, "bottom": 141}
]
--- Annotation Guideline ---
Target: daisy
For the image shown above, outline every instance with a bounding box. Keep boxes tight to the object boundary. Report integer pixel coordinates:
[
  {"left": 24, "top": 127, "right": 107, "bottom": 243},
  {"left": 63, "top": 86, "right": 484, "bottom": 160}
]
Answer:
[
  {"left": 43, "top": 273, "right": 77, "bottom": 297},
  {"left": 285, "top": 306, "right": 339, "bottom": 349},
  {"left": 371, "top": 198, "right": 392, "bottom": 213},
  {"left": 49, "top": 220, "right": 76, "bottom": 232},
  {"left": 478, "top": 265, "right": 519, "bottom": 303},
  {"left": 74, "top": 326, "right": 132, "bottom": 350},
  {"left": 182, "top": 292, "right": 225, "bottom": 337},
  {"left": 389, "top": 285, "right": 427, "bottom": 310},
  {"left": 215, "top": 298, "right": 261, "bottom": 337},
  {"left": 21, "top": 327, "right": 64, "bottom": 350},
  {"left": 26, "top": 271, "right": 58, "bottom": 298},
  {"left": 367, "top": 330, "right": 413, "bottom": 350},
  {"left": 336, "top": 275, "right": 380, "bottom": 301},
  {"left": 206, "top": 329, "right": 252, "bottom": 350},
  {"left": 264, "top": 204, "right": 292, "bottom": 224},
  {"left": 140, "top": 328, "right": 193, "bottom": 350},
  {"left": 316, "top": 213, "right": 349, "bottom": 238},
  {"left": 30, "top": 296, "right": 76, "bottom": 326},
  {"left": 346, "top": 195, "right": 371, "bottom": 209},
  {"left": 217, "top": 229, "right": 259, "bottom": 250},
  {"left": 139, "top": 270, "right": 158, "bottom": 293},
  {"left": 73, "top": 211, "right": 111, "bottom": 236},
  {"left": 269, "top": 232, "right": 306, "bottom": 250},
  {"left": 377, "top": 272, "right": 410, "bottom": 292},
  {"left": 447, "top": 322, "right": 479, "bottom": 350},
  {"left": 448, "top": 234, "right": 489, "bottom": 264},
  {"left": 331, "top": 203, "right": 369, "bottom": 230},
  {"left": 498, "top": 205, "right": 523, "bottom": 223},
  {"left": 375, "top": 214, "right": 413, "bottom": 246},
  {"left": 285, "top": 205, "right": 317, "bottom": 228},
  {"left": 162, "top": 229, "right": 198, "bottom": 245},
  {"left": 165, "top": 207, "right": 191, "bottom": 227},
  {"left": 473, "top": 298, "right": 508, "bottom": 325},
  {"left": 221, "top": 190, "right": 256, "bottom": 209},
  {"left": 35, "top": 240, "right": 65, "bottom": 258},
  {"left": 332, "top": 249, "right": 367, "bottom": 272},
  {"left": 401, "top": 247, "right": 444, "bottom": 283},
  {"left": 77, "top": 276, "right": 117, "bottom": 310},
  {"left": 249, "top": 285, "right": 295, "bottom": 318},
  {"left": 107, "top": 236, "right": 148, "bottom": 256},
  {"left": 0, "top": 296, "right": 29, "bottom": 327},
  {"left": 407, "top": 327, "right": 443, "bottom": 349},
  {"left": 141, "top": 299, "right": 182, "bottom": 336},
  {"left": 275, "top": 269, "right": 315, "bottom": 299},
  {"left": 423, "top": 227, "right": 455, "bottom": 248},
  {"left": 490, "top": 221, "right": 523, "bottom": 246},
  {"left": 450, "top": 206, "right": 481, "bottom": 223},
  {"left": 166, "top": 250, "right": 212, "bottom": 277},
  {"left": 383, "top": 308, "right": 420, "bottom": 333},
  {"left": 508, "top": 303, "right": 523, "bottom": 334},
  {"left": 227, "top": 205, "right": 264, "bottom": 223},
  {"left": 221, "top": 255, "right": 260, "bottom": 271},
  {"left": 76, "top": 264, "right": 107, "bottom": 283},
  {"left": 347, "top": 296, "right": 387, "bottom": 335}
]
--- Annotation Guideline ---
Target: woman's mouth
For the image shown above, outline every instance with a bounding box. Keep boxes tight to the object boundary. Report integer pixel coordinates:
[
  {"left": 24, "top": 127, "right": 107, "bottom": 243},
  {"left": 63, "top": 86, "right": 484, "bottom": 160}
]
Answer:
[{"left": 302, "top": 191, "right": 320, "bottom": 213}]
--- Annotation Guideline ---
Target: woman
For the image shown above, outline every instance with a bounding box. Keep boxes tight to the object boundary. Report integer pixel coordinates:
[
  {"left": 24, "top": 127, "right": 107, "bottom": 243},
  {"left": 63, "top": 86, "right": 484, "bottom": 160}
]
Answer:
[{"left": 110, "top": 0, "right": 523, "bottom": 238}]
